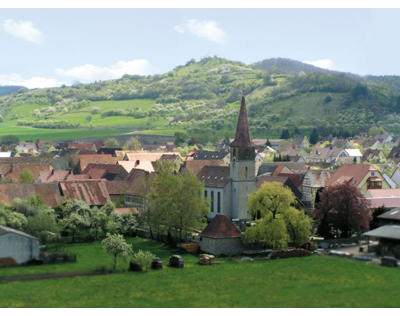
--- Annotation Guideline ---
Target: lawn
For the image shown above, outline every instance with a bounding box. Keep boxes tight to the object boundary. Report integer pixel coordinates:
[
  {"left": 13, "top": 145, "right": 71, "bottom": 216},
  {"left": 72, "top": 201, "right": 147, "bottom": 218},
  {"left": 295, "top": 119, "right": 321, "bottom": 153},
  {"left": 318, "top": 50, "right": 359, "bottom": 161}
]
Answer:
[{"left": 0, "top": 238, "right": 399, "bottom": 307}]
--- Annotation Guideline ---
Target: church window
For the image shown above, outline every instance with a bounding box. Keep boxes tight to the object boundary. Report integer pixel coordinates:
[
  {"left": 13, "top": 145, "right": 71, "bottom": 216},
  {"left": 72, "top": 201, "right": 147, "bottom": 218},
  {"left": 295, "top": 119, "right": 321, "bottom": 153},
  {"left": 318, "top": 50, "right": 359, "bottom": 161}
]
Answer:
[
  {"left": 210, "top": 191, "right": 214, "bottom": 212},
  {"left": 217, "top": 192, "right": 221, "bottom": 213},
  {"left": 204, "top": 190, "right": 207, "bottom": 198},
  {"left": 245, "top": 166, "right": 248, "bottom": 178}
]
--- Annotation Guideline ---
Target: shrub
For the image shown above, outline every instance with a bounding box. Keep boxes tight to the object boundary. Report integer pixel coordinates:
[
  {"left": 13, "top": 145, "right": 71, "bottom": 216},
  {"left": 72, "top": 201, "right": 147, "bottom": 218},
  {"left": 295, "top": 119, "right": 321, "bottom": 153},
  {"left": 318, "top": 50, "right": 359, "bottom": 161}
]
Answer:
[
  {"left": 0, "top": 257, "right": 19, "bottom": 268},
  {"left": 130, "top": 250, "right": 155, "bottom": 272}
]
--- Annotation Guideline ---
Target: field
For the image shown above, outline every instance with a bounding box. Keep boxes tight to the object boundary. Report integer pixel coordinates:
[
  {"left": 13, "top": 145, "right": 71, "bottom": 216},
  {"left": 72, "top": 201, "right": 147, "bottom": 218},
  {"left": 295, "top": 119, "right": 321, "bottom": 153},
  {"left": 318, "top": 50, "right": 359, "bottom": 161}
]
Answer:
[{"left": 0, "top": 237, "right": 400, "bottom": 308}]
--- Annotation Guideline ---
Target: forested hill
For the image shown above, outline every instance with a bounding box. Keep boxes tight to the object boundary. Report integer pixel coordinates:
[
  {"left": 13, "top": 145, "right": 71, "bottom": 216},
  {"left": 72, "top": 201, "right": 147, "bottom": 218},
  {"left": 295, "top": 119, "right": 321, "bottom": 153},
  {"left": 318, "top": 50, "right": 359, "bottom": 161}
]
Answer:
[
  {"left": 2, "top": 57, "right": 400, "bottom": 142},
  {"left": 0, "top": 85, "right": 26, "bottom": 96}
]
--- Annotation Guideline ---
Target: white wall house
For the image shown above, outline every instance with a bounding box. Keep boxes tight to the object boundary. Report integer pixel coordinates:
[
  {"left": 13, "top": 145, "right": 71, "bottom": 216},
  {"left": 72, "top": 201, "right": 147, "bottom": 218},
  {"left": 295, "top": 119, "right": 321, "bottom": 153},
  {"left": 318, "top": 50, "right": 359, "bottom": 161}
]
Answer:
[{"left": 0, "top": 226, "right": 40, "bottom": 264}]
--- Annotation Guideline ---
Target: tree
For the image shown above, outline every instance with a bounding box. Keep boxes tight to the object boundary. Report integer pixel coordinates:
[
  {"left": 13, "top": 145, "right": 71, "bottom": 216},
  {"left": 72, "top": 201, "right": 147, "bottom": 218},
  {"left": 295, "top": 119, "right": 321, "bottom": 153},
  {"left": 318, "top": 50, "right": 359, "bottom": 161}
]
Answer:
[
  {"left": 61, "top": 212, "right": 90, "bottom": 242},
  {"left": 313, "top": 182, "right": 372, "bottom": 238},
  {"left": 0, "top": 207, "right": 27, "bottom": 230},
  {"left": 86, "top": 115, "right": 92, "bottom": 123},
  {"left": 102, "top": 233, "right": 132, "bottom": 271},
  {"left": 90, "top": 207, "right": 108, "bottom": 240},
  {"left": 19, "top": 168, "right": 34, "bottom": 183},
  {"left": 309, "top": 128, "right": 319, "bottom": 145},
  {"left": 103, "top": 137, "right": 120, "bottom": 147},
  {"left": 174, "top": 131, "right": 188, "bottom": 147},
  {"left": 242, "top": 182, "right": 312, "bottom": 248},
  {"left": 141, "top": 162, "right": 208, "bottom": 241},
  {"left": 123, "top": 136, "right": 141, "bottom": 151},
  {"left": 368, "top": 126, "right": 385, "bottom": 137},
  {"left": 1, "top": 135, "right": 19, "bottom": 146},
  {"left": 26, "top": 208, "right": 60, "bottom": 243},
  {"left": 280, "top": 129, "right": 290, "bottom": 139}
]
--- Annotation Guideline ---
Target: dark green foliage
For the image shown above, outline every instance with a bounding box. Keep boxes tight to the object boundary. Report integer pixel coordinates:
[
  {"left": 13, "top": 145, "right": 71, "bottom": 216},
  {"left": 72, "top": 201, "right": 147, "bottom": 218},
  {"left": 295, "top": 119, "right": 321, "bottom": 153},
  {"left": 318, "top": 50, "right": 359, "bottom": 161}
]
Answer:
[
  {"left": 1, "top": 134, "right": 19, "bottom": 145},
  {"left": 309, "top": 128, "right": 319, "bottom": 144}
]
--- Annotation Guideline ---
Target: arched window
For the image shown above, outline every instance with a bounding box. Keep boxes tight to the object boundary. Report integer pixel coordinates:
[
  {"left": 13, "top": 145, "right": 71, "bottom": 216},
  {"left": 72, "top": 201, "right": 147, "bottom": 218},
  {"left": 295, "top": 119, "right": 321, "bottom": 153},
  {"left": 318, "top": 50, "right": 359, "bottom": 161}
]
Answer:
[{"left": 245, "top": 166, "right": 248, "bottom": 178}]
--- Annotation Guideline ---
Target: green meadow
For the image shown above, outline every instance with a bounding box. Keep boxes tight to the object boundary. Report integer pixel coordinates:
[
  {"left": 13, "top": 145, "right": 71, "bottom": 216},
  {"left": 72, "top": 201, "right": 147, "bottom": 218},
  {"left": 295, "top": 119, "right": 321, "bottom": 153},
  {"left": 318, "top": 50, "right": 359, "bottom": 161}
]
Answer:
[{"left": 0, "top": 237, "right": 399, "bottom": 308}]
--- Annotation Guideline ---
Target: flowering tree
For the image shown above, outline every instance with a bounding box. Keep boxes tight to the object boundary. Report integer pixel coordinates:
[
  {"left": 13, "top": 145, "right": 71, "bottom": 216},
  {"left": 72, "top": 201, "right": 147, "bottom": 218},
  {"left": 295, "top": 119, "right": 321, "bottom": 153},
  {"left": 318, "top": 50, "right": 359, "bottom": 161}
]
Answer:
[
  {"left": 313, "top": 182, "right": 372, "bottom": 238},
  {"left": 102, "top": 233, "right": 132, "bottom": 271}
]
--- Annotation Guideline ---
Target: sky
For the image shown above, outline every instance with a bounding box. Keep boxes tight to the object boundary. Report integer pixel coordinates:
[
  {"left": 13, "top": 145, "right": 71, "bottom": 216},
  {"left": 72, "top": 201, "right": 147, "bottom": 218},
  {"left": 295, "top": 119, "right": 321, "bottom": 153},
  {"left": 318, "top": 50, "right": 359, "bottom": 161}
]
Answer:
[{"left": 0, "top": 8, "right": 400, "bottom": 88}]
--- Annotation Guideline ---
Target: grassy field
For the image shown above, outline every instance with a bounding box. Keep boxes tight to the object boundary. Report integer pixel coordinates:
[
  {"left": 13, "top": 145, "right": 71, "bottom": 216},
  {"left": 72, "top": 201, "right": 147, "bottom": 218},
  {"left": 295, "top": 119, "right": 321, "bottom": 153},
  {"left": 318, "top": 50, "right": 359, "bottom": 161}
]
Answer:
[{"left": 0, "top": 237, "right": 400, "bottom": 307}]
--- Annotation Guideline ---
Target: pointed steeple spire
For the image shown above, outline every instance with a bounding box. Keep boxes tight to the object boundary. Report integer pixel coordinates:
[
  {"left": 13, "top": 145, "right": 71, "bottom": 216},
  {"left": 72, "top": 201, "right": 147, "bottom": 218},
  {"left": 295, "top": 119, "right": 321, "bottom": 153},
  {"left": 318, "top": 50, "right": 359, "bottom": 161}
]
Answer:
[{"left": 230, "top": 96, "right": 253, "bottom": 147}]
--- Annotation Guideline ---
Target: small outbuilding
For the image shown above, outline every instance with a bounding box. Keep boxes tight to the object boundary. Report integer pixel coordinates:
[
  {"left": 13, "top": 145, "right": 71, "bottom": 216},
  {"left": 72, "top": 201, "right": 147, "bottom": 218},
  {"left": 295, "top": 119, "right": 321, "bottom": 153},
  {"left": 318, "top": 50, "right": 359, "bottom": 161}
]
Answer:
[
  {"left": 363, "top": 225, "right": 400, "bottom": 259},
  {"left": 199, "top": 215, "right": 244, "bottom": 256},
  {"left": 0, "top": 226, "right": 40, "bottom": 264}
]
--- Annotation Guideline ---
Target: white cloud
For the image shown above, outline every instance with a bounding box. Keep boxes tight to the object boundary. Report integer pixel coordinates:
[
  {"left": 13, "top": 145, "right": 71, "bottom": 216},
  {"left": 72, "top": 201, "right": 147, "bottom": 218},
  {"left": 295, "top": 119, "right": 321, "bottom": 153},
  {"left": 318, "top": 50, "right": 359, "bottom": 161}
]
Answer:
[
  {"left": 173, "top": 19, "right": 227, "bottom": 44},
  {"left": 55, "top": 59, "right": 156, "bottom": 82},
  {"left": 303, "top": 59, "right": 338, "bottom": 71},
  {"left": 3, "top": 19, "right": 44, "bottom": 44},
  {"left": 0, "top": 73, "right": 60, "bottom": 89}
]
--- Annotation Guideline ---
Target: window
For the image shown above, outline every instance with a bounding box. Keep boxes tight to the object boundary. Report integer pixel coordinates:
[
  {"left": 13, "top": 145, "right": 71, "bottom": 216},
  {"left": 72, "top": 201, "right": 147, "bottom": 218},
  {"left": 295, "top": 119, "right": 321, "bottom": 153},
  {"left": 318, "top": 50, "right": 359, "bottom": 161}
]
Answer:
[
  {"left": 217, "top": 192, "right": 221, "bottom": 213},
  {"left": 245, "top": 166, "right": 248, "bottom": 178},
  {"left": 204, "top": 190, "right": 207, "bottom": 198},
  {"left": 210, "top": 191, "right": 214, "bottom": 212}
]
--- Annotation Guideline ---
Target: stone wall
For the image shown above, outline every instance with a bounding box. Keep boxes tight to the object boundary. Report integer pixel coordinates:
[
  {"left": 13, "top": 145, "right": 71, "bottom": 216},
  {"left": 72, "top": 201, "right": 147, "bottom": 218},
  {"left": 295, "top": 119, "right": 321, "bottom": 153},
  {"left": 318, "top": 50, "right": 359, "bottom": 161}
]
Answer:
[{"left": 200, "top": 237, "right": 244, "bottom": 256}]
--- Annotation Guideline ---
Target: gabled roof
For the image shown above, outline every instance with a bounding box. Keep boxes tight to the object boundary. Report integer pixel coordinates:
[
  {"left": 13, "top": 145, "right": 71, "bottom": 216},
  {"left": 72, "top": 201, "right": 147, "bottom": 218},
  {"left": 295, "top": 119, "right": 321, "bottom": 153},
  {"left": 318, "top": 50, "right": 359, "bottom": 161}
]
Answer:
[
  {"left": 0, "top": 225, "right": 38, "bottom": 240},
  {"left": 230, "top": 96, "right": 254, "bottom": 148},
  {"left": 194, "top": 150, "right": 229, "bottom": 160},
  {"left": 0, "top": 163, "right": 53, "bottom": 183},
  {"left": 39, "top": 170, "right": 71, "bottom": 183},
  {"left": 344, "top": 149, "right": 362, "bottom": 157},
  {"left": 184, "top": 159, "right": 225, "bottom": 175},
  {"left": 363, "top": 225, "right": 400, "bottom": 240},
  {"left": 0, "top": 183, "right": 61, "bottom": 207},
  {"left": 77, "top": 154, "right": 118, "bottom": 171},
  {"left": 327, "top": 164, "right": 377, "bottom": 187},
  {"left": 388, "top": 146, "right": 400, "bottom": 159},
  {"left": 378, "top": 208, "right": 400, "bottom": 221},
  {"left": 118, "top": 160, "right": 155, "bottom": 173},
  {"left": 257, "top": 162, "right": 308, "bottom": 176},
  {"left": 256, "top": 175, "right": 303, "bottom": 200},
  {"left": 59, "top": 180, "right": 110, "bottom": 206},
  {"left": 200, "top": 215, "right": 241, "bottom": 238},
  {"left": 198, "top": 166, "right": 230, "bottom": 188}
]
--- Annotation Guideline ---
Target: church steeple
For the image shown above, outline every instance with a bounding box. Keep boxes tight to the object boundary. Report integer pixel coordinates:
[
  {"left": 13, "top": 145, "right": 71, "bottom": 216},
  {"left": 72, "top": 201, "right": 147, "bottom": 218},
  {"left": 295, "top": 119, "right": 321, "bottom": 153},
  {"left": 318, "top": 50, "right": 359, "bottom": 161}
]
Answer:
[{"left": 230, "top": 96, "right": 253, "bottom": 148}]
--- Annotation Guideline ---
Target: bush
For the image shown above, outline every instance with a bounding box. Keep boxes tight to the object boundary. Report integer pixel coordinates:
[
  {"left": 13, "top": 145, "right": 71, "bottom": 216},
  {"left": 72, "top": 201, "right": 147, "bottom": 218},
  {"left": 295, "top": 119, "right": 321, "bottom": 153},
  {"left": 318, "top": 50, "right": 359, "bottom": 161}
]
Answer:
[
  {"left": 0, "top": 257, "right": 19, "bottom": 268},
  {"left": 130, "top": 250, "right": 155, "bottom": 272},
  {"left": 269, "top": 249, "right": 312, "bottom": 259}
]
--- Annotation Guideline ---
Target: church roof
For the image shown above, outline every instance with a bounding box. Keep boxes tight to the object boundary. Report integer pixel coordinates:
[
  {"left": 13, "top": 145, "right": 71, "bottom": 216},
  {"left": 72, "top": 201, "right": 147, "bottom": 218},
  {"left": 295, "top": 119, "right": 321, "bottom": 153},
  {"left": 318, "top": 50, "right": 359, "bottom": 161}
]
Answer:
[
  {"left": 200, "top": 215, "right": 241, "bottom": 238},
  {"left": 230, "top": 96, "right": 254, "bottom": 148},
  {"left": 198, "top": 166, "right": 230, "bottom": 188}
]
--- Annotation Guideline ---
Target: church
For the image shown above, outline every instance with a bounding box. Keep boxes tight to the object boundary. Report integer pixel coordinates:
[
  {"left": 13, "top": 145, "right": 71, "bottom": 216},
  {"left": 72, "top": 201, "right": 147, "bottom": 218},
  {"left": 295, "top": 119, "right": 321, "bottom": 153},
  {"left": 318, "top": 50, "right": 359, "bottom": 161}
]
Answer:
[{"left": 198, "top": 96, "right": 256, "bottom": 222}]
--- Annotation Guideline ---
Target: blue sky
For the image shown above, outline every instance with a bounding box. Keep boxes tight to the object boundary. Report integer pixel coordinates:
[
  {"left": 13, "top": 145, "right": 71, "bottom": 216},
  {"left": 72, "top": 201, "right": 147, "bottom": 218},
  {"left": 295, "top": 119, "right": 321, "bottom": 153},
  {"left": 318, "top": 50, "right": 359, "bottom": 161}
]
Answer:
[{"left": 0, "top": 8, "right": 399, "bottom": 88}]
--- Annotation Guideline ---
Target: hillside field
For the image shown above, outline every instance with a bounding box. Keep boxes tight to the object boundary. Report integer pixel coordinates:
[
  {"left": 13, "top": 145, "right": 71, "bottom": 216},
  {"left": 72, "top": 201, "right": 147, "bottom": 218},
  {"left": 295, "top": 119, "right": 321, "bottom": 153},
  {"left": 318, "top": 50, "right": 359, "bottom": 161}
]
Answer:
[{"left": 0, "top": 238, "right": 399, "bottom": 308}]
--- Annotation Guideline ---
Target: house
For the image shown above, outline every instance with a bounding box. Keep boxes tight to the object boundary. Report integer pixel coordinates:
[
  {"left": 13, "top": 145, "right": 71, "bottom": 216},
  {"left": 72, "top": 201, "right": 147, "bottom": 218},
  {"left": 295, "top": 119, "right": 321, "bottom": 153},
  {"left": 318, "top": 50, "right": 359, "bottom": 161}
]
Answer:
[
  {"left": 15, "top": 142, "right": 38, "bottom": 154},
  {"left": 361, "top": 149, "right": 386, "bottom": 163},
  {"left": 106, "top": 169, "right": 149, "bottom": 211},
  {"left": 0, "top": 183, "right": 62, "bottom": 207},
  {"left": 377, "top": 209, "right": 400, "bottom": 226},
  {"left": 0, "top": 152, "right": 12, "bottom": 158},
  {"left": 82, "top": 163, "right": 128, "bottom": 180},
  {"left": 68, "top": 143, "right": 97, "bottom": 152},
  {"left": 365, "top": 189, "right": 400, "bottom": 209},
  {"left": 280, "top": 143, "right": 306, "bottom": 162},
  {"left": 0, "top": 226, "right": 40, "bottom": 264},
  {"left": 388, "top": 145, "right": 400, "bottom": 163},
  {"left": 256, "top": 174, "right": 303, "bottom": 201},
  {"left": 292, "top": 135, "right": 310, "bottom": 150},
  {"left": 337, "top": 149, "right": 362, "bottom": 163},
  {"left": 199, "top": 214, "right": 244, "bottom": 256},
  {"left": 301, "top": 169, "right": 332, "bottom": 209},
  {"left": 390, "top": 166, "right": 400, "bottom": 187},
  {"left": 306, "top": 146, "right": 342, "bottom": 164},
  {"left": 0, "top": 163, "right": 53, "bottom": 183},
  {"left": 59, "top": 180, "right": 110, "bottom": 206},
  {"left": 257, "top": 162, "right": 308, "bottom": 177},
  {"left": 39, "top": 169, "right": 71, "bottom": 183},
  {"left": 75, "top": 154, "right": 118, "bottom": 173},
  {"left": 327, "top": 164, "right": 391, "bottom": 195},
  {"left": 363, "top": 225, "right": 400, "bottom": 259},
  {"left": 118, "top": 160, "right": 155, "bottom": 174}
]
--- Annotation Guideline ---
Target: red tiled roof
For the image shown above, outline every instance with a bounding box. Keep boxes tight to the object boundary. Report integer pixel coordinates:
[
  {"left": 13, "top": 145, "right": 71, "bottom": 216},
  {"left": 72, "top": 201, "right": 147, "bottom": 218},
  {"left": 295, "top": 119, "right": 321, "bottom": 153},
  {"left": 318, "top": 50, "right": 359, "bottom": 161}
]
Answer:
[
  {"left": 184, "top": 159, "right": 225, "bottom": 175},
  {"left": 115, "top": 208, "right": 139, "bottom": 215},
  {"left": 198, "top": 166, "right": 230, "bottom": 188},
  {"left": 59, "top": 180, "right": 110, "bottom": 206},
  {"left": 327, "top": 164, "right": 375, "bottom": 187},
  {"left": 200, "top": 215, "right": 241, "bottom": 238},
  {"left": 0, "top": 163, "right": 52, "bottom": 183},
  {"left": 0, "top": 183, "right": 61, "bottom": 207}
]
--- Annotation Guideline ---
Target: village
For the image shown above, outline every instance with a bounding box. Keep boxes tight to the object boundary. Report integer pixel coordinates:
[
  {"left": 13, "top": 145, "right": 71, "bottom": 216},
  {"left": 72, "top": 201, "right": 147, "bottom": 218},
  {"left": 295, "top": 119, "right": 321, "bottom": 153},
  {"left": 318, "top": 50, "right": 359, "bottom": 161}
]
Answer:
[{"left": 0, "top": 95, "right": 399, "bottom": 273}]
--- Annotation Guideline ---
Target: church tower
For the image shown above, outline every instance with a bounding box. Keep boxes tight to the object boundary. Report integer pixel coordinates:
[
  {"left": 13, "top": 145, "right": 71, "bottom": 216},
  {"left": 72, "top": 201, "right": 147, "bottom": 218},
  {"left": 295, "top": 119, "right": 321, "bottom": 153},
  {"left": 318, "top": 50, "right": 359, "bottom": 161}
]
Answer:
[{"left": 230, "top": 96, "right": 256, "bottom": 220}]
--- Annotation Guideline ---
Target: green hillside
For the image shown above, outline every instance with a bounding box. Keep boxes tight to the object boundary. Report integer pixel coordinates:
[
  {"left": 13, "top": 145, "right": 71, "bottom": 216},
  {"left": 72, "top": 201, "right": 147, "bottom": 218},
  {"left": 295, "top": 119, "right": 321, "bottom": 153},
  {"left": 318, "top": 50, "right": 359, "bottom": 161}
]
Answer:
[{"left": 1, "top": 57, "right": 400, "bottom": 142}]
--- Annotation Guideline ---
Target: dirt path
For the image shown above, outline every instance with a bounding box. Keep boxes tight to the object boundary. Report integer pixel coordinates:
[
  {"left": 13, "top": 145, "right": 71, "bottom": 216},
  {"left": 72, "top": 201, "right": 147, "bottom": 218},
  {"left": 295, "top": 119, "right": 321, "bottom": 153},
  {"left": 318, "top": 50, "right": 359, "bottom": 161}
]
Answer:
[{"left": 0, "top": 270, "right": 111, "bottom": 283}]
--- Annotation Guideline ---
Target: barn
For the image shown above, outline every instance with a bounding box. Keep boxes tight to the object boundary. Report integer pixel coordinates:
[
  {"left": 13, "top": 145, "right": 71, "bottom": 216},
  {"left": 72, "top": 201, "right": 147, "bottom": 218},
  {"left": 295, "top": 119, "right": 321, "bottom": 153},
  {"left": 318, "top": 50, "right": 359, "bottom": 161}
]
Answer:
[{"left": 0, "top": 226, "right": 40, "bottom": 264}]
